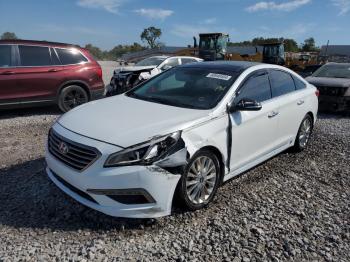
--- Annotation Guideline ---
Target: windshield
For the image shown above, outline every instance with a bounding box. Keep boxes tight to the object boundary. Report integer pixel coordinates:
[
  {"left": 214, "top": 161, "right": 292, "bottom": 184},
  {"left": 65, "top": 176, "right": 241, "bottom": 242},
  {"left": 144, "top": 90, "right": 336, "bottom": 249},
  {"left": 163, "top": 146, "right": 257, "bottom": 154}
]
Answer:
[
  {"left": 136, "top": 57, "right": 166, "bottom": 66},
  {"left": 263, "top": 45, "right": 284, "bottom": 58},
  {"left": 199, "top": 36, "right": 216, "bottom": 50},
  {"left": 312, "top": 64, "right": 350, "bottom": 79},
  {"left": 126, "top": 67, "right": 240, "bottom": 110}
]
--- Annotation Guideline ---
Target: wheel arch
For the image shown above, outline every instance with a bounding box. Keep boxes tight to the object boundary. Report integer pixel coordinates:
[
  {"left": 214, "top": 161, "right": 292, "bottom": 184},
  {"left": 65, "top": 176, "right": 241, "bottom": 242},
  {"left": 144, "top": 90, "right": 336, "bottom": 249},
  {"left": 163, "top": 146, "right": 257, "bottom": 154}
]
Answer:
[
  {"left": 197, "top": 145, "right": 226, "bottom": 184},
  {"left": 306, "top": 111, "right": 315, "bottom": 125},
  {"left": 57, "top": 80, "right": 91, "bottom": 101}
]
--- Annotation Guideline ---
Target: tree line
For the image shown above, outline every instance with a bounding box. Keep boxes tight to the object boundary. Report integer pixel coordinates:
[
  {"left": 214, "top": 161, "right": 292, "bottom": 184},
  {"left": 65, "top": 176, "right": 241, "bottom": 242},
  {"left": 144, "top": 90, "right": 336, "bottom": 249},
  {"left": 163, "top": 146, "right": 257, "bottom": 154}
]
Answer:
[{"left": 1, "top": 28, "right": 320, "bottom": 61}]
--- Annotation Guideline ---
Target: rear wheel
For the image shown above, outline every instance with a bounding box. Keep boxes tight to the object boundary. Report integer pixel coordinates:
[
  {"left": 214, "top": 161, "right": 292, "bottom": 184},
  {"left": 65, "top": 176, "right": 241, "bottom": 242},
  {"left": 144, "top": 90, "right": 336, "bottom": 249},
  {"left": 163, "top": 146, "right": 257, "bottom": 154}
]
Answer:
[
  {"left": 292, "top": 114, "right": 313, "bottom": 152},
  {"left": 176, "top": 150, "right": 221, "bottom": 211},
  {"left": 58, "top": 85, "right": 89, "bottom": 112}
]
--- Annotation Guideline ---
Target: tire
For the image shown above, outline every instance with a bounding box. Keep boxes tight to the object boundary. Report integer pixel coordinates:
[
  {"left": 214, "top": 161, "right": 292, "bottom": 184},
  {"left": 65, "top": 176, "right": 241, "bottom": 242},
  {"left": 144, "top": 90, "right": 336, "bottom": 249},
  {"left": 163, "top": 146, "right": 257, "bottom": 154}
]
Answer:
[
  {"left": 58, "top": 85, "right": 89, "bottom": 112},
  {"left": 292, "top": 114, "right": 313, "bottom": 152},
  {"left": 176, "top": 150, "right": 221, "bottom": 211}
]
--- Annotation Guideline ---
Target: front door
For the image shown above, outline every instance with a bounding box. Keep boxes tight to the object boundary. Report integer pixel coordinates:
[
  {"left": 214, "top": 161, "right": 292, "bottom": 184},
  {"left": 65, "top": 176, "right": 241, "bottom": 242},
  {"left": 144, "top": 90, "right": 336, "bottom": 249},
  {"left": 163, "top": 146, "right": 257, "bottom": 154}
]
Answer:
[{"left": 229, "top": 70, "right": 280, "bottom": 172}]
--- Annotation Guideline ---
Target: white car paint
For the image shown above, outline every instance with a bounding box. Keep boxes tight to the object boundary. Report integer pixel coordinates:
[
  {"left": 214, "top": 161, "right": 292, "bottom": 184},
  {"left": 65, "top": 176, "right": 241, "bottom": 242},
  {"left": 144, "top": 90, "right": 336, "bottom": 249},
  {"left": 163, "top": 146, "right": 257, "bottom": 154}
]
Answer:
[
  {"left": 46, "top": 63, "right": 318, "bottom": 218},
  {"left": 137, "top": 56, "right": 203, "bottom": 81}
]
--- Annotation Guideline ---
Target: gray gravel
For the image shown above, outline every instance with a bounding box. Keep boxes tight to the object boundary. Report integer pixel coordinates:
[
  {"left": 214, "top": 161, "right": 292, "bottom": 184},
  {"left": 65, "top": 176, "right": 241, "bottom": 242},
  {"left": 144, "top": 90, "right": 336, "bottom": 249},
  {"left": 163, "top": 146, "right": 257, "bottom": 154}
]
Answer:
[{"left": 0, "top": 108, "right": 349, "bottom": 262}]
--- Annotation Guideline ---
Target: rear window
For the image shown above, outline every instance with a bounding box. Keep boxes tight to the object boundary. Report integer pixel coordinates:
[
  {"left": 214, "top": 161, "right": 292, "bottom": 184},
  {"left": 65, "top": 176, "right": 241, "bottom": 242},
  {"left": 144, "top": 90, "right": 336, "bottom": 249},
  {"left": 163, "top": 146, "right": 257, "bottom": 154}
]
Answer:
[
  {"left": 269, "top": 70, "right": 296, "bottom": 97},
  {"left": 0, "top": 45, "right": 12, "bottom": 67},
  {"left": 55, "top": 48, "right": 88, "bottom": 65},
  {"left": 19, "top": 45, "right": 52, "bottom": 66}
]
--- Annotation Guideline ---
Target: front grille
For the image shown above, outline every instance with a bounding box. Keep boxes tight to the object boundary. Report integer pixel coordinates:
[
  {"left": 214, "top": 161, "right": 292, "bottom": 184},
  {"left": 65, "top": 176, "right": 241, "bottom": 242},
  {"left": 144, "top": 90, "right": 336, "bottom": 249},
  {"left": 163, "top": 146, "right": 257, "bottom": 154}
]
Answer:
[
  {"left": 48, "top": 129, "right": 100, "bottom": 171},
  {"left": 51, "top": 170, "right": 98, "bottom": 204},
  {"left": 316, "top": 86, "right": 348, "bottom": 97}
]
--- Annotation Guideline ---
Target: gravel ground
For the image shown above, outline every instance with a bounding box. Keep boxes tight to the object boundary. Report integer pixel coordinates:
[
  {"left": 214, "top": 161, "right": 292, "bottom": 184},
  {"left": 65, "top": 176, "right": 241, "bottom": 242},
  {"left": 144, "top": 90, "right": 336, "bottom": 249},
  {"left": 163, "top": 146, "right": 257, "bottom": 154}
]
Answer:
[{"left": 0, "top": 108, "right": 349, "bottom": 262}]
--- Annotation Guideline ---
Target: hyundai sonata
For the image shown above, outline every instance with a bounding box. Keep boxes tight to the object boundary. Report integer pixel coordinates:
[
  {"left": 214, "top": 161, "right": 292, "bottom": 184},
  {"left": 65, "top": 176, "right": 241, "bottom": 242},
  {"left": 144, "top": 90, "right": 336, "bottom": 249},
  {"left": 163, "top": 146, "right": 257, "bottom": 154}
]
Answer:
[{"left": 45, "top": 61, "right": 318, "bottom": 218}]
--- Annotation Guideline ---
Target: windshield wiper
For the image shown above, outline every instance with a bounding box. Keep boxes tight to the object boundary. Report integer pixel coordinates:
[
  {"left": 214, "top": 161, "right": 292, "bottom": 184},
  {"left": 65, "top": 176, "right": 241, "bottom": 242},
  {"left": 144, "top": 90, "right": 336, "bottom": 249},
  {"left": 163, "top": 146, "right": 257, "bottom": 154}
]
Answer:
[{"left": 149, "top": 97, "right": 206, "bottom": 109}]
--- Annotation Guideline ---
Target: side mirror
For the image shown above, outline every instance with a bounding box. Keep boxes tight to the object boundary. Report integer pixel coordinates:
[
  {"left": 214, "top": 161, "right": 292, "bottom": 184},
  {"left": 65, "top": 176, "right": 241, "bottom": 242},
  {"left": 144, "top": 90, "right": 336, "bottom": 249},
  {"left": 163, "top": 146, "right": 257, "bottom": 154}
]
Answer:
[{"left": 229, "top": 98, "right": 262, "bottom": 112}]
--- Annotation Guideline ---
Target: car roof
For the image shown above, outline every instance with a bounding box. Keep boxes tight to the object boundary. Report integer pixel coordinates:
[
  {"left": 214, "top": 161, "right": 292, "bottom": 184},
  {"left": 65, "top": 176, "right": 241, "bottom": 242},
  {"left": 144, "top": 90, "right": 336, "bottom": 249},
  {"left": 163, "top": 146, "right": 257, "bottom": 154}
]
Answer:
[
  {"left": 179, "top": 61, "right": 261, "bottom": 72},
  {"left": 325, "top": 62, "right": 350, "bottom": 66},
  {"left": 0, "top": 39, "right": 80, "bottom": 48},
  {"left": 147, "top": 55, "right": 169, "bottom": 59}
]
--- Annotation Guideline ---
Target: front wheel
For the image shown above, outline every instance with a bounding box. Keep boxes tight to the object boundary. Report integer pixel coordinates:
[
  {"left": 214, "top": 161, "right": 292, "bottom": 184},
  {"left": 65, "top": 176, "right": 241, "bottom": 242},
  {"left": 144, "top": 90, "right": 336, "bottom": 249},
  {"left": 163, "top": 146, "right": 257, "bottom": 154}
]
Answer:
[
  {"left": 176, "top": 150, "right": 221, "bottom": 211},
  {"left": 292, "top": 114, "right": 313, "bottom": 152},
  {"left": 58, "top": 85, "right": 89, "bottom": 112}
]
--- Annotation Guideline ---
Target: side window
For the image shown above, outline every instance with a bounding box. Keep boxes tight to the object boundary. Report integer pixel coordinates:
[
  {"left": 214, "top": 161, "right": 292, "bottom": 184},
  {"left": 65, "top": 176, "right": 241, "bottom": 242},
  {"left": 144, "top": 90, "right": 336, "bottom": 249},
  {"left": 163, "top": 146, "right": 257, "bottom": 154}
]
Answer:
[
  {"left": 181, "top": 58, "right": 197, "bottom": 65},
  {"left": 55, "top": 48, "right": 88, "bottom": 65},
  {"left": 162, "top": 58, "right": 180, "bottom": 68},
  {"left": 50, "top": 48, "right": 61, "bottom": 65},
  {"left": 269, "top": 70, "right": 296, "bottom": 97},
  {"left": 236, "top": 72, "right": 272, "bottom": 103},
  {"left": 292, "top": 75, "right": 306, "bottom": 90},
  {"left": 19, "top": 45, "right": 52, "bottom": 66},
  {"left": 0, "top": 45, "right": 12, "bottom": 67}
]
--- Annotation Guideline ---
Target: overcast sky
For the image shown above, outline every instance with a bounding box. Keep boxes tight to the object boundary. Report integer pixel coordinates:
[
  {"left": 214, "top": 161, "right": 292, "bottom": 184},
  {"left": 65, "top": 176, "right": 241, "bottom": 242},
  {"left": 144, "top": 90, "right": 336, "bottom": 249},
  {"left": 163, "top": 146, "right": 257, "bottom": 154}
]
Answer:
[{"left": 1, "top": 0, "right": 349, "bottom": 50}]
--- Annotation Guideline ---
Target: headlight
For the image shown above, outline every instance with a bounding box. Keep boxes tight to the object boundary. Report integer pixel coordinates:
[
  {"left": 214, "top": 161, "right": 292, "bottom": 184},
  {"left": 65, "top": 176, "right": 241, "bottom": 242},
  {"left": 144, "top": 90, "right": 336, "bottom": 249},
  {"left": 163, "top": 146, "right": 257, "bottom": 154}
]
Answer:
[{"left": 104, "top": 131, "right": 181, "bottom": 167}]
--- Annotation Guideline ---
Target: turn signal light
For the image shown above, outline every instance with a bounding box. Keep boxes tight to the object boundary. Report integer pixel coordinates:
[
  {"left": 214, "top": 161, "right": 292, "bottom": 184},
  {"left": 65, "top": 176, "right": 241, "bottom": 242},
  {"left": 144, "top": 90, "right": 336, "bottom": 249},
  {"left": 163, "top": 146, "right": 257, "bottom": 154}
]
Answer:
[{"left": 315, "top": 89, "right": 320, "bottom": 97}]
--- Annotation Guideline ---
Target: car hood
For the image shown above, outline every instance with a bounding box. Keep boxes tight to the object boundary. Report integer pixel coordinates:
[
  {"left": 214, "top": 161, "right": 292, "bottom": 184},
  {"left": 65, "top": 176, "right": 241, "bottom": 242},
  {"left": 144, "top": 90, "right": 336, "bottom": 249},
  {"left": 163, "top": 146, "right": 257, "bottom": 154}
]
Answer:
[
  {"left": 58, "top": 95, "right": 211, "bottom": 148},
  {"left": 114, "top": 65, "right": 156, "bottom": 74},
  {"left": 306, "top": 77, "right": 350, "bottom": 88}
]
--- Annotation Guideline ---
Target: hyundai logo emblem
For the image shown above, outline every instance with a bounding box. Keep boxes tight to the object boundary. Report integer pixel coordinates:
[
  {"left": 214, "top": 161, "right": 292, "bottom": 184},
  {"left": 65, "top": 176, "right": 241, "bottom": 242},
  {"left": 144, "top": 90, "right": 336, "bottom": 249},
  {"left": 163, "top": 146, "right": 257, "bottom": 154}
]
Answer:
[{"left": 58, "top": 142, "right": 69, "bottom": 155}]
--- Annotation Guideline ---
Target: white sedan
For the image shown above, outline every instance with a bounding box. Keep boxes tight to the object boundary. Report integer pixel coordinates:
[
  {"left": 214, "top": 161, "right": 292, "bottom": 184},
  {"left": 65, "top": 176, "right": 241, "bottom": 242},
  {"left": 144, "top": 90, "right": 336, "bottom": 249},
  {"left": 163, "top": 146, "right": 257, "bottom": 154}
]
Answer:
[
  {"left": 106, "top": 56, "right": 203, "bottom": 96},
  {"left": 46, "top": 61, "right": 318, "bottom": 218}
]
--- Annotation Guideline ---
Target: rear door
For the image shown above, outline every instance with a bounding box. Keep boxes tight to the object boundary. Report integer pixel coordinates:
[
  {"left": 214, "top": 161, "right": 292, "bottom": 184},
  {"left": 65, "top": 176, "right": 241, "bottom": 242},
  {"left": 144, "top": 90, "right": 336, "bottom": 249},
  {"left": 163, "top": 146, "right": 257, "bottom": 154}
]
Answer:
[
  {"left": 268, "top": 69, "right": 307, "bottom": 146},
  {"left": 14, "top": 45, "right": 64, "bottom": 101},
  {"left": 229, "top": 70, "right": 279, "bottom": 172},
  {"left": 0, "top": 44, "right": 18, "bottom": 102}
]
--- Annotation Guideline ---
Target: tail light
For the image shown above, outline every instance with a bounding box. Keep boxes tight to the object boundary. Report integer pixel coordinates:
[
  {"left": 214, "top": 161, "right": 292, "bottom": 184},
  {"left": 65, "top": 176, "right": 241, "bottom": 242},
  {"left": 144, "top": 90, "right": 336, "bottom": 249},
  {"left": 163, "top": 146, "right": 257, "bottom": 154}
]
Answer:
[
  {"left": 315, "top": 89, "right": 320, "bottom": 97},
  {"left": 95, "top": 67, "right": 103, "bottom": 79}
]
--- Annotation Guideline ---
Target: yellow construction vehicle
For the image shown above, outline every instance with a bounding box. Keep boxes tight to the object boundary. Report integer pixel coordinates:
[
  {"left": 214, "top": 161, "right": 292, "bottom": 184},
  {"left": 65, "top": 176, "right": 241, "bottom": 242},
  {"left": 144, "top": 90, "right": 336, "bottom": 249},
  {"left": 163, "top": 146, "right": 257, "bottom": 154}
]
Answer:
[{"left": 186, "top": 33, "right": 320, "bottom": 73}]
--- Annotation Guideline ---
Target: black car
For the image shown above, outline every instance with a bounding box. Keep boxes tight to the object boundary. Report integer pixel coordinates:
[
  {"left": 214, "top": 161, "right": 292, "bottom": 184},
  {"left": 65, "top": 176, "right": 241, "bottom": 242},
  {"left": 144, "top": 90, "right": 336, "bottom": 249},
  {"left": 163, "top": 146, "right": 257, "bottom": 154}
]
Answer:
[{"left": 306, "top": 63, "right": 350, "bottom": 112}]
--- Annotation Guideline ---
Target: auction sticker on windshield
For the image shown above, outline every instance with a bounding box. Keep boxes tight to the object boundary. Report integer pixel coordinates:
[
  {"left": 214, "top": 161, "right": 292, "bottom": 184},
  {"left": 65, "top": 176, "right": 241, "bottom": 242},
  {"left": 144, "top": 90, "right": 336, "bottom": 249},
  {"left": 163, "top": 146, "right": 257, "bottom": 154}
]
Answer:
[{"left": 206, "top": 73, "right": 232, "bottom": 81}]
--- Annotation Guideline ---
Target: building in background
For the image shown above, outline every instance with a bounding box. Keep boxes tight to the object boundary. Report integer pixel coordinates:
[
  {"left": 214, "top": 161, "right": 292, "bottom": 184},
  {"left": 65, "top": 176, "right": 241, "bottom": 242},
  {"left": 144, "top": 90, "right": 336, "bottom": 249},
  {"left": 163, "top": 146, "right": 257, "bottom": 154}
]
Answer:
[{"left": 319, "top": 45, "right": 350, "bottom": 63}]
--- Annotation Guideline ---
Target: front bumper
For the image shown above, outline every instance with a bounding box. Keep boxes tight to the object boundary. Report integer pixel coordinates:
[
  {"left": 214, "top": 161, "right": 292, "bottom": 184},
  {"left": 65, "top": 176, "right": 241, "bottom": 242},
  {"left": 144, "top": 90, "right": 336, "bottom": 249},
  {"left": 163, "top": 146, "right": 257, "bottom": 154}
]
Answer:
[
  {"left": 45, "top": 123, "right": 181, "bottom": 218},
  {"left": 319, "top": 95, "right": 350, "bottom": 112}
]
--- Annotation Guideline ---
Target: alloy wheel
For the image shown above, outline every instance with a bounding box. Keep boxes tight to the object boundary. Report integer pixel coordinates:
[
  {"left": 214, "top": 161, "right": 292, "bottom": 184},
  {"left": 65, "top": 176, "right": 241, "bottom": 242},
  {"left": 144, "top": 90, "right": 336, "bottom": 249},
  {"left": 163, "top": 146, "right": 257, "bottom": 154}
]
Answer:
[
  {"left": 185, "top": 156, "right": 218, "bottom": 204},
  {"left": 299, "top": 118, "right": 312, "bottom": 148},
  {"left": 63, "top": 90, "right": 87, "bottom": 109}
]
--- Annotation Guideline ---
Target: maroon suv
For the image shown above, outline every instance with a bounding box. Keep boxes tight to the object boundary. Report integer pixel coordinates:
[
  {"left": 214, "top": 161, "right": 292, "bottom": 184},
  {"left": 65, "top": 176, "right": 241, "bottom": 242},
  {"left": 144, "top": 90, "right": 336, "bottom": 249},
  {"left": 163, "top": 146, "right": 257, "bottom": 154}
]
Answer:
[{"left": 0, "top": 40, "right": 104, "bottom": 112}]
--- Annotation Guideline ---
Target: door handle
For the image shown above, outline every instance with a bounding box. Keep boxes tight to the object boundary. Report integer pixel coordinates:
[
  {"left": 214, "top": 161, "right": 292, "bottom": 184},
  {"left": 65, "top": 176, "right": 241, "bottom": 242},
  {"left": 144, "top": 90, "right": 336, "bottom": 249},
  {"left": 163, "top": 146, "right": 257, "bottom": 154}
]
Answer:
[
  {"left": 268, "top": 111, "right": 279, "bottom": 118},
  {"left": 1, "top": 71, "right": 15, "bottom": 75},
  {"left": 48, "top": 69, "right": 58, "bottom": 72},
  {"left": 297, "top": 100, "right": 305, "bottom": 105}
]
